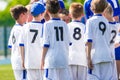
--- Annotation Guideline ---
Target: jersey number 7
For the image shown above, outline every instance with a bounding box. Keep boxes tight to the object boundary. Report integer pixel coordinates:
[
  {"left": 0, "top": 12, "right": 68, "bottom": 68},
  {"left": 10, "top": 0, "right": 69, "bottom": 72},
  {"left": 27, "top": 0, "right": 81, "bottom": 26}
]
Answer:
[{"left": 30, "top": 29, "right": 38, "bottom": 43}]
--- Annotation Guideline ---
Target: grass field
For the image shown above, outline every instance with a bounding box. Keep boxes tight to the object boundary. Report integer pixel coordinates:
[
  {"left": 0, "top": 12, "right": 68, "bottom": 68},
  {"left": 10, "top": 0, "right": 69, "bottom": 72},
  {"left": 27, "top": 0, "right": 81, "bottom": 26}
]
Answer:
[{"left": 0, "top": 64, "right": 15, "bottom": 80}]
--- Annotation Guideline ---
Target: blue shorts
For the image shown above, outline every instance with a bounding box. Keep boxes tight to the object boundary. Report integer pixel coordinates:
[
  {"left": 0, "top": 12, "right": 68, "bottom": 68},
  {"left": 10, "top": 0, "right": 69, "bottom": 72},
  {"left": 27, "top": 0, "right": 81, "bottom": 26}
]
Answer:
[{"left": 115, "top": 46, "right": 120, "bottom": 60}]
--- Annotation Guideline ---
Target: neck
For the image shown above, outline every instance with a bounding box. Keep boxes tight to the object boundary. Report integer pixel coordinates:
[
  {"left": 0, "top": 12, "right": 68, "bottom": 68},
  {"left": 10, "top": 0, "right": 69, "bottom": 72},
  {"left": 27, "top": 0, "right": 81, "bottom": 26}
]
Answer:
[
  {"left": 50, "top": 13, "right": 59, "bottom": 19},
  {"left": 72, "top": 17, "right": 81, "bottom": 21},
  {"left": 16, "top": 19, "right": 24, "bottom": 26},
  {"left": 107, "top": 17, "right": 114, "bottom": 22},
  {"left": 33, "top": 17, "right": 42, "bottom": 22}
]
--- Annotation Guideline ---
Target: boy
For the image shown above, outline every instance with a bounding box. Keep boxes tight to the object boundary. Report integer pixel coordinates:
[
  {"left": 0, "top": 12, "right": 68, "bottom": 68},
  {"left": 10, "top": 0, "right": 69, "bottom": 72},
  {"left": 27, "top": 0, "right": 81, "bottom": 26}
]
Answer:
[
  {"left": 19, "top": 3, "right": 45, "bottom": 80},
  {"left": 68, "top": 2, "right": 87, "bottom": 80},
  {"left": 40, "top": 0, "right": 71, "bottom": 80},
  {"left": 84, "top": 0, "right": 120, "bottom": 19},
  {"left": 8, "top": 5, "right": 28, "bottom": 80},
  {"left": 85, "top": 0, "right": 114, "bottom": 80},
  {"left": 103, "top": 4, "right": 119, "bottom": 80},
  {"left": 59, "top": 9, "right": 71, "bottom": 23}
]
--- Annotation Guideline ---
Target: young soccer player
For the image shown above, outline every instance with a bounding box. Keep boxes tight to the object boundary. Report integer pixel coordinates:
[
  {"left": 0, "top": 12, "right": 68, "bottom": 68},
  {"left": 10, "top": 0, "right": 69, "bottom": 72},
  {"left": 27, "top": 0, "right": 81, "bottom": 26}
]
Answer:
[
  {"left": 85, "top": 0, "right": 114, "bottom": 79},
  {"left": 8, "top": 5, "right": 28, "bottom": 80},
  {"left": 103, "top": 4, "right": 119, "bottom": 80},
  {"left": 19, "top": 2, "right": 45, "bottom": 80},
  {"left": 41, "top": 0, "right": 71, "bottom": 80},
  {"left": 68, "top": 2, "right": 87, "bottom": 80},
  {"left": 59, "top": 8, "right": 71, "bottom": 23},
  {"left": 84, "top": 0, "right": 120, "bottom": 19}
]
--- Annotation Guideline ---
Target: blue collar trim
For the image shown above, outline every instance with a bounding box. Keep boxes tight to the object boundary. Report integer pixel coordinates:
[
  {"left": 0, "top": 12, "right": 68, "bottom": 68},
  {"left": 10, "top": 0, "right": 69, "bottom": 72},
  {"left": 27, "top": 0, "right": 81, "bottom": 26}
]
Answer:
[
  {"left": 109, "top": 22, "right": 116, "bottom": 24},
  {"left": 94, "top": 14, "right": 102, "bottom": 16},
  {"left": 52, "top": 18, "right": 60, "bottom": 20}
]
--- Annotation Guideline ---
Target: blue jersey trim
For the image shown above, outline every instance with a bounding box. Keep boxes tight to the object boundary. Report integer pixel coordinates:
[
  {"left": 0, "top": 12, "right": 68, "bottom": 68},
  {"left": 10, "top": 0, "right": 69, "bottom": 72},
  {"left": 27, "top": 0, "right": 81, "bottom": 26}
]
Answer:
[
  {"left": 52, "top": 18, "right": 60, "bottom": 20},
  {"left": 45, "top": 69, "right": 49, "bottom": 78},
  {"left": 23, "top": 70, "right": 27, "bottom": 79},
  {"left": 44, "top": 44, "right": 50, "bottom": 48},
  {"left": 72, "top": 20, "right": 81, "bottom": 22},
  {"left": 31, "top": 21, "right": 42, "bottom": 23},
  {"left": 8, "top": 45, "right": 12, "bottom": 48},
  {"left": 69, "top": 43, "right": 72, "bottom": 46},
  {"left": 87, "top": 39, "right": 92, "bottom": 42},
  {"left": 109, "top": 22, "right": 116, "bottom": 24},
  {"left": 19, "top": 44, "right": 24, "bottom": 46}
]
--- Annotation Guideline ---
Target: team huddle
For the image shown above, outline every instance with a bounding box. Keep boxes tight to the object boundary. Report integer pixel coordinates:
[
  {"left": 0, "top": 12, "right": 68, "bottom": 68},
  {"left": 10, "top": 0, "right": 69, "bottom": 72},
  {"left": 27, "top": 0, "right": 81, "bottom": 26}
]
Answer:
[{"left": 8, "top": 0, "right": 120, "bottom": 80}]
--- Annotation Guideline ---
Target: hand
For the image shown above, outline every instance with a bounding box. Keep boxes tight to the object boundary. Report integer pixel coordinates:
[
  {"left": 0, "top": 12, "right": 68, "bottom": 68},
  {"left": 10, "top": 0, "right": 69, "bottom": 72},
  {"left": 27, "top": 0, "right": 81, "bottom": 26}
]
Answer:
[
  {"left": 87, "top": 58, "right": 93, "bottom": 70},
  {"left": 22, "top": 61, "right": 25, "bottom": 69},
  {"left": 40, "top": 60, "right": 44, "bottom": 70}
]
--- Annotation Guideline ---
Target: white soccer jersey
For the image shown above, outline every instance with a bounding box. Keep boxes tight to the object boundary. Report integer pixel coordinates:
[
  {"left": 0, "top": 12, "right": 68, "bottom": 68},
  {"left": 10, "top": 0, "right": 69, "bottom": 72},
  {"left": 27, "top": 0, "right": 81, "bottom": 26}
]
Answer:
[
  {"left": 19, "top": 21, "right": 43, "bottom": 69},
  {"left": 85, "top": 14, "right": 113, "bottom": 64},
  {"left": 43, "top": 18, "right": 70, "bottom": 68},
  {"left": 109, "top": 22, "right": 119, "bottom": 58},
  {"left": 68, "top": 21, "right": 87, "bottom": 66},
  {"left": 8, "top": 24, "right": 23, "bottom": 70}
]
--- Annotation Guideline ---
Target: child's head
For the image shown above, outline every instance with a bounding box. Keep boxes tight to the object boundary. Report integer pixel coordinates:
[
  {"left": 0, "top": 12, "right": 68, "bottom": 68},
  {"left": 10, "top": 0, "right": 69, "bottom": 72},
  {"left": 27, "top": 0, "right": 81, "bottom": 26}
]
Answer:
[
  {"left": 46, "top": 0, "right": 60, "bottom": 14},
  {"left": 103, "top": 4, "right": 113, "bottom": 21},
  {"left": 26, "top": 4, "right": 33, "bottom": 22},
  {"left": 69, "top": 2, "right": 83, "bottom": 20},
  {"left": 31, "top": 2, "right": 45, "bottom": 20},
  {"left": 10, "top": 5, "right": 28, "bottom": 23},
  {"left": 59, "top": 9, "right": 71, "bottom": 23},
  {"left": 91, "top": 0, "right": 108, "bottom": 13}
]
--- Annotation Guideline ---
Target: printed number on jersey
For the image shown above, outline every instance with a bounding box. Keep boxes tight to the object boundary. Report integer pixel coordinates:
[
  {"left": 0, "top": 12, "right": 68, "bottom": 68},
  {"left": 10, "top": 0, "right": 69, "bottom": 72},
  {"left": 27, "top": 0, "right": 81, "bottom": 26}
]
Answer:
[
  {"left": 99, "top": 22, "right": 106, "bottom": 35},
  {"left": 73, "top": 27, "right": 81, "bottom": 40},
  {"left": 54, "top": 26, "right": 63, "bottom": 41},
  {"left": 110, "top": 30, "right": 117, "bottom": 44},
  {"left": 30, "top": 29, "right": 38, "bottom": 43}
]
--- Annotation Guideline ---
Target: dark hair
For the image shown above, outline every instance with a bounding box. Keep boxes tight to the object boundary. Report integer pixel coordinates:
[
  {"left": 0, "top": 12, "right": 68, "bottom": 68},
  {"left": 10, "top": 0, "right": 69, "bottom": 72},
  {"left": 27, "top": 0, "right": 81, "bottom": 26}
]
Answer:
[
  {"left": 10, "top": 5, "right": 28, "bottom": 20},
  {"left": 60, "top": 9, "right": 69, "bottom": 16},
  {"left": 46, "top": 0, "right": 60, "bottom": 14}
]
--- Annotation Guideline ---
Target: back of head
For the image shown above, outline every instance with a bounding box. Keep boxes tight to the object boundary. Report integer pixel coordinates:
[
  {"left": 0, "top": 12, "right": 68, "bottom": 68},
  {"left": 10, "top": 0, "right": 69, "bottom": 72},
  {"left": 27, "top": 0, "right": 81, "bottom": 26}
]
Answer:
[
  {"left": 91, "top": 0, "right": 108, "bottom": 13},
  {"left": 46, "top": 0, "right": 60, "bottom": 14},
  {"left": 10, "top": 5, "right": 28, "bottom": 20},
  {"left": 104, "top": 4, "right": 113, "bottom": 16},
  {"left": 69, "top": 2, "right": 83, "bottom": 19}
]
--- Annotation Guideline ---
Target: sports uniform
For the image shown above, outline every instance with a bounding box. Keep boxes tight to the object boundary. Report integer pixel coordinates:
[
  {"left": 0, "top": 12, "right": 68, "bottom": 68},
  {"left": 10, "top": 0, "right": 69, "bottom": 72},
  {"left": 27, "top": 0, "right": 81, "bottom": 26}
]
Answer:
[
  {"left": 19, "top": 21, "right": 44, "bottom": 80},
  {"left": 85, "top": 14, "right": 114, "bottom": 80},
  {"left": 43, "top": 18, "right": 71, "bottom": 80},
  {"left": 8, "top": 24, "right": 26, "bottom": 80},
  {"left": 84, "top": 0, "right": 120, "bottom": 19},
  {"left": 68, "top": 20, "right": 87, "bottom": 80}
]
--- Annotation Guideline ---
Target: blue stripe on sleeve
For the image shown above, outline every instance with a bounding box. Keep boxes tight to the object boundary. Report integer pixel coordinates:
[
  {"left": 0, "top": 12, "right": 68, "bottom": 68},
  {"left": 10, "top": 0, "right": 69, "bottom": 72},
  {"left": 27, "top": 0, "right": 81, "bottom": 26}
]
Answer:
[
  {"left": 8, "top": 45, "right": 12, "bottom": 48},
  {"left": 87, "top": 39, "right": 92, "bottom": 42},
  {"left": 44, "top": 44, "right": 50, "bottom": 48},
  {"left": 19, "top": 44, "right": 24, "bottom": 46}
]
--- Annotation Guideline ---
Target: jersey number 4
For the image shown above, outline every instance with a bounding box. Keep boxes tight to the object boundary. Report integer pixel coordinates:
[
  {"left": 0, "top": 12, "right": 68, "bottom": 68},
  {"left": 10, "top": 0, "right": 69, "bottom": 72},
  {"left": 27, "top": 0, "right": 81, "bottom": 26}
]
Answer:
[
  {"left": 54, "top": 27, "right": 63, "bottom": 41},
  {"left": 30, "top": 29, "right": 38, "bottom": 43}
]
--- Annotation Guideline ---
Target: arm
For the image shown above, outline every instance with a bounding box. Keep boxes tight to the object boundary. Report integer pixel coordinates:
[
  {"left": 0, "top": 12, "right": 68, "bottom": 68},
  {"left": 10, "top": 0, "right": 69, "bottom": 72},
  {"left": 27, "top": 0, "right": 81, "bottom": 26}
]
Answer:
[
  {"left": 41, "top": 47, "right": 48, "bottom": 69},
  {"left": 20, "top": 46, "right": 25, "bottom": 69},
  {"left": 86, "top": 42, "right": 93, "bottom": 69}
]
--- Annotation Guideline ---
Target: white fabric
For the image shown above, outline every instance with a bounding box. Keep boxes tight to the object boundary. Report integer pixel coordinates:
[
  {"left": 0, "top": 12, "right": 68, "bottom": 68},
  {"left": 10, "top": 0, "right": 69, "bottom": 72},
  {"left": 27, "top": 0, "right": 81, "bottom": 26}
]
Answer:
[
  {"left": 43, "top": 19, "right": 70, "bottom": 68},
  {"left": 43, "top": 68, "right": 71, "bottom": 80},
  {"left": 27, "top": 69, "right": 43, "bottom": 80},
  {"left": 13, "top": 70, "right": 26, "bottom": 80},
  {"left": 68, "top": 21, "right": 87, "bottom": 66},
  {"left": 69, "top": 65, "right": 87, "bottom": 80},
  {"left": 87, "top": 62, "right": 114, "bottom": 80},
  {"left": 8, "top": 24, "right": 23, "bottom": 70},
  {"left": 115, "top": 23, "right": 120, "bottom": 43},
  {"left": 19, "top": 22, "right": 43, "bottom": 69},
  {"left": 85, "top": 15, "right": 113, "bottom": 64}
]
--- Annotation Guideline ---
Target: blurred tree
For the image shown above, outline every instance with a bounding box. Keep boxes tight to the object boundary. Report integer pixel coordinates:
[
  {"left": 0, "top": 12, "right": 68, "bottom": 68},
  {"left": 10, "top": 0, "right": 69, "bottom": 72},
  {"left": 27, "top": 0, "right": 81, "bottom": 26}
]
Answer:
[{"left": 0, "top": 0, "right": 30, "bottom": 26}]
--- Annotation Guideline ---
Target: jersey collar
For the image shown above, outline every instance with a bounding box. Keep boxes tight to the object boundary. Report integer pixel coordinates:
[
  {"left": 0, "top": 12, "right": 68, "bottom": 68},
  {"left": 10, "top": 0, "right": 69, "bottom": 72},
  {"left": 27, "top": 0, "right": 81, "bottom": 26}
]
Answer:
[
  {"left": 72, "top": 20, "right": 81, "bottom": 22},
  {"left": 52, "top": 18, "right": 60, "bottom": 20},
  {"left": 94, "top": 14, "right": 102, "bottom": 16},
  {"left": 31, "top": 21, "right": 42, "bottom": 23},
  {"left": 109, "top": 21, "right": 116, "bottom": 24}
]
